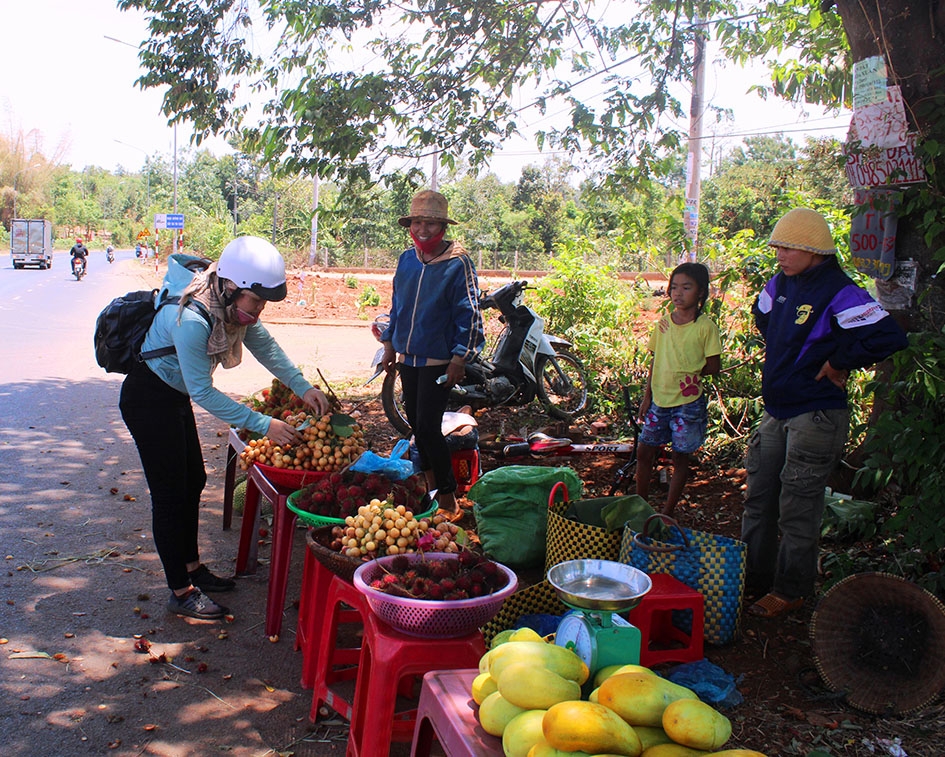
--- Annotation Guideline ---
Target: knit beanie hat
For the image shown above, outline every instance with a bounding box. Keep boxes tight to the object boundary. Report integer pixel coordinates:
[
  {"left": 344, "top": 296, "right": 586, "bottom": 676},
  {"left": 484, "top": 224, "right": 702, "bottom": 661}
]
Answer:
[{"left": 769, "top": 208, "right": 837, "bottom": 256}]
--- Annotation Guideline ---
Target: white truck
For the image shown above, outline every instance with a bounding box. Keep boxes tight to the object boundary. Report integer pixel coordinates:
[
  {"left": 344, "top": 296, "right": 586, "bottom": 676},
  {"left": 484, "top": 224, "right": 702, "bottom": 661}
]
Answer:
[{"left": 11, "top": 219, "right": 54, "bottom": 270}]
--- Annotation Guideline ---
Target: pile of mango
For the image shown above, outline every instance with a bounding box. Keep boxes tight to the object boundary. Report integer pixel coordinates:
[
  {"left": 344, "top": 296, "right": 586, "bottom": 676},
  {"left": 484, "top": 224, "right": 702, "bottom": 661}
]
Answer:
[{"left": 472, "top": 628, "right": 766, "bottom": 757}]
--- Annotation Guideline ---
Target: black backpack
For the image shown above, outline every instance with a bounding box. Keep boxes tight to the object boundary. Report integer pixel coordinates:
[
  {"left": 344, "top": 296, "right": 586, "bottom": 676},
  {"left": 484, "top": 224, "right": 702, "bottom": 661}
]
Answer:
[{"left": 94, "top": 289, "right": 212, "bottom": 374}]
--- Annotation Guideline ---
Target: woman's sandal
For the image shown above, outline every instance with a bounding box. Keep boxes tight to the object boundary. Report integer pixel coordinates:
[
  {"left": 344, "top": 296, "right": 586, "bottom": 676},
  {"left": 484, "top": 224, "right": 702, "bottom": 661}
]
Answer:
[{"left": 747, "top": 592, "right": 804, "bottom": 619}]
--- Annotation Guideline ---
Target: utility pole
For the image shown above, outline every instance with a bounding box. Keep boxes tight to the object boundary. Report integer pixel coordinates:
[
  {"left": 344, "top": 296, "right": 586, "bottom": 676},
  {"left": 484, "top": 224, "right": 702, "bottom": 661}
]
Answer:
[
  {"left": 430, "top": 152, "right": 439, "bottom": 191},
  {"left": 683, "top": 16, "right": 707, "bottom": 263},
  {"left": 172, "top": 124, "right": 179, "bottom": 254},
  {"left": 309, "top": 174, "right": 320, "bottom": 267}
]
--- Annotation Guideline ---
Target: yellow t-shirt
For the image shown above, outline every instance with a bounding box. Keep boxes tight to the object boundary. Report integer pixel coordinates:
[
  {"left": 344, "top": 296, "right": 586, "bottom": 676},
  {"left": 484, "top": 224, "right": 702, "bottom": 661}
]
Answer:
[{"left": 648, "top": 315, "right": 722, "bottom": 408}]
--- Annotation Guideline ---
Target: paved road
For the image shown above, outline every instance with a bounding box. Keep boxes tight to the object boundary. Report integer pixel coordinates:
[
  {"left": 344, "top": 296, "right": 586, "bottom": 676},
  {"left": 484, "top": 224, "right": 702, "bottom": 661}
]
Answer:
[{"left": 0, "top": 252, "right": 400, "bottom": 756}]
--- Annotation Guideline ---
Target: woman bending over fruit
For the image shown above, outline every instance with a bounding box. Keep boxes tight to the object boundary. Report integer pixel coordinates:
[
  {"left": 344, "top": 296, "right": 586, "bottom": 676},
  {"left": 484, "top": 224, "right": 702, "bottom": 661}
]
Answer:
[{"left": 120, "top": 237, "right": 329, "bottom": 620}]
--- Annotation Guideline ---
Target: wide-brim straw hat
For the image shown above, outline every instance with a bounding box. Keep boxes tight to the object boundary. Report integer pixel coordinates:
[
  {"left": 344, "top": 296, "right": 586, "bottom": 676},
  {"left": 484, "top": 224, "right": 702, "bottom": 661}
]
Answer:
[
  {"left": 810, "top": 572, "right": 945, "bottom": 715},
  {"left": 398, "top": 190, "right": 458, "bottom": 228},
  {"left": 769, "top": 207, "right": 837, "bottom": 255}
]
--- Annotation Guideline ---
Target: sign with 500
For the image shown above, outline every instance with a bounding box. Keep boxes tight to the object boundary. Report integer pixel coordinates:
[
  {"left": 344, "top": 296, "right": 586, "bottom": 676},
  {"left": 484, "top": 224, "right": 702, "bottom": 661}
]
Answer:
[{"left": 850, "top": 189, "right": 897, "bottom": 281}]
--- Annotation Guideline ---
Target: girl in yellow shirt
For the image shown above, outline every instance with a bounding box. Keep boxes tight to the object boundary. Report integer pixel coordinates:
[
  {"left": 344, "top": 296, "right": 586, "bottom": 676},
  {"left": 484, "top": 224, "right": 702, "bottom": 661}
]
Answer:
[{"left": 636, "top": 263, "right": 722, "bottom": 515}]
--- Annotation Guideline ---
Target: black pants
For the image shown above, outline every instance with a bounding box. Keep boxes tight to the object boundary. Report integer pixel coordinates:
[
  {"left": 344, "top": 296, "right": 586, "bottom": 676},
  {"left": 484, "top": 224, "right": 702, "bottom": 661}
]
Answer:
[
  {"left": 398, "top": 363, "right": 456, "bottom": 495},
  {"left": 119, "top": 362, "right": 206, "bottom": 591}
]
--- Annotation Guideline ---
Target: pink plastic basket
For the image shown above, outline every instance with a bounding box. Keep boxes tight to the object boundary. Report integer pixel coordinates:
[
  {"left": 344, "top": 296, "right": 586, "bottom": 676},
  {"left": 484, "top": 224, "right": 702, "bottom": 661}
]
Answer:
[{"left": 353, "top": 554, "right": 518, "bottom": 639}]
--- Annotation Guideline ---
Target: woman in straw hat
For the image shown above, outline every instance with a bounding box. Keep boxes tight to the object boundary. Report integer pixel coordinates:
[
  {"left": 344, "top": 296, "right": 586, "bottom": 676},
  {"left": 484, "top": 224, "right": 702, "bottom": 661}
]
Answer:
[
  {"left": 379, "top": 190, "right": 484, "bottom": 518},
  {"left": 742, "top": 207, "right": 906, "bottom": 619}
]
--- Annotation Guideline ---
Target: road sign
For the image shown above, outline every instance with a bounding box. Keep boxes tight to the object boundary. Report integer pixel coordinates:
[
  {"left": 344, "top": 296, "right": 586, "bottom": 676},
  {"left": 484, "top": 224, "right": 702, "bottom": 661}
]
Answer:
[{"left": 154, "top": 213, "right": 185, "bottom": 230}]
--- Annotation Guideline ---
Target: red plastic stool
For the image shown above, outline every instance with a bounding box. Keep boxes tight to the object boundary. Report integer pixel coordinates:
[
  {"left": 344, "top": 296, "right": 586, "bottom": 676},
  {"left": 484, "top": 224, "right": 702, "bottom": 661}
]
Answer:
[
  {"left": 234, "top": 463, "right": 300, "bottom": 637},
  {"left": 309, "top": 574, "right": 373, "bottom": 722},
  {"left": 411, "top": 669, "right": 504, "bottom": 757},
  {"left": 296, "top": 536, "right": 338, "bottom": 688},
  {"left": 628, "top": 573, "right": 705, "bottom": 667},
  {"left": 346, "top": 614, "right": 486, "bottom": 757},
  {"left": 451, "top": 449, "right": 480, "bottom": 496}
]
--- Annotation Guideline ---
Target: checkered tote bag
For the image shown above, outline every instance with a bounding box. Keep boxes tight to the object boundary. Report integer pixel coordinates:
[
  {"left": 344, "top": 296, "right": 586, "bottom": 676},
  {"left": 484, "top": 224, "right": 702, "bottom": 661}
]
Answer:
[
  {"left": 544, "top": 481, "right": 628, "bottom": 574},
  {"left": 620, "top": 514, "right": 746, "bottom": 645}
]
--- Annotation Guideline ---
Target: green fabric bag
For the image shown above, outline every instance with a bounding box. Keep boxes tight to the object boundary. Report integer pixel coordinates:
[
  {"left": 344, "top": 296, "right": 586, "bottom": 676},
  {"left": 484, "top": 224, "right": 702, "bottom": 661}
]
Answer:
[
  {"left": 565, "top": 494, "right": 654, "bottom": 532},
  {"left": 468, "top": 465, "right": 583, "bottom": 569}
]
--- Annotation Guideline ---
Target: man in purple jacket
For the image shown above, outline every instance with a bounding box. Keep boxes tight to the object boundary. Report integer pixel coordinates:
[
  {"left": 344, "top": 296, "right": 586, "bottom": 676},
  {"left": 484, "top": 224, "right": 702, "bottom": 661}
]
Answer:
[{"left": 742, "top": 207, "right": 908, "bottom": 619}]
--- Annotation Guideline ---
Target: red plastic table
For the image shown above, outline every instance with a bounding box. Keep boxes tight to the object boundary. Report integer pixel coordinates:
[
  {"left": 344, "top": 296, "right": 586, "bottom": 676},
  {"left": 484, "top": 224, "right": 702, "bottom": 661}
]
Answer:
[{"left": 410, "top": 669, "right": 504, "bottom": 757}]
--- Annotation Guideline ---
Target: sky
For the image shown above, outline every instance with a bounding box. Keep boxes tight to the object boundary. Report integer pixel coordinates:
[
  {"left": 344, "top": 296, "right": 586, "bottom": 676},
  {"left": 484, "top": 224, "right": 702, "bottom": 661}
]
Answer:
[{"left": 1, "top": 0, "right": 852, "bottom": 185}]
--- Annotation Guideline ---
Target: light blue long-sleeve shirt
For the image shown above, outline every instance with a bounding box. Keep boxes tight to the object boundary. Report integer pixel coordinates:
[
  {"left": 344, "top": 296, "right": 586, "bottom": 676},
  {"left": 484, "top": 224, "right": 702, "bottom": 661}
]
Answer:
[{"left": 140, "top": 254, "right": 314, "bottom": 435}]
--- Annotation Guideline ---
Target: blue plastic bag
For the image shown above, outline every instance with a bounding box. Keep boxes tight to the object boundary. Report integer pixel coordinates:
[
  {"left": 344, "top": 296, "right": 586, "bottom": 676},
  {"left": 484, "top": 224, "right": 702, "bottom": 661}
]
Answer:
[
  {"left": 349, "top": 439, "right": 416, "bottom": 481},
  {"left": 666, "top": 659, "right": 744, "bottom": 708}
]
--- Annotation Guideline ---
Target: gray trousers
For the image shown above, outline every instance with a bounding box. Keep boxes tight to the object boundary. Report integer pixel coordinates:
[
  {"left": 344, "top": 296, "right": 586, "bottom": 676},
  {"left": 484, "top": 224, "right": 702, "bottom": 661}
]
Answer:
[{"left": 741, "top": 409, "right": 849, "bottom": 599}]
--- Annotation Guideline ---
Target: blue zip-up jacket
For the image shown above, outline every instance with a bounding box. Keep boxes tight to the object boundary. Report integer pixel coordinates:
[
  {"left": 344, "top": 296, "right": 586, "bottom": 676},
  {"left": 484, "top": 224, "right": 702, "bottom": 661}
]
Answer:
[
  {"left": 141, "top": 253, "right": 314, "bottom": 435},
  {"left": 753, "top": 255, "right": 907, "bottom": 420},
  {"left": 380, "top": 241, "right": 483, "bottom": 366}
]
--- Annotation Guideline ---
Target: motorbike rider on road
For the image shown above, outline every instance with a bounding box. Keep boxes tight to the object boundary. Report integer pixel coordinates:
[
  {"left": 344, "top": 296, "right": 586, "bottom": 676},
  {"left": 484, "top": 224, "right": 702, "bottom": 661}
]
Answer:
[
  {"left": 70, "top": 238, "right": 89, "bottom": 275},
  {"left": 106, "top": 245, "right": 115, "bottom": 263},
  {"left": 380, "top": 190, "right": 484, "bottom": 518}
]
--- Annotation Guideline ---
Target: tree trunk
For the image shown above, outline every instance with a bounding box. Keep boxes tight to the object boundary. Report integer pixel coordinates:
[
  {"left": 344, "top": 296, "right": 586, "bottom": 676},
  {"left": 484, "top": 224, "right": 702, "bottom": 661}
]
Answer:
[{"left": 835, "top": 0, "right": 945, "bottom": 331}]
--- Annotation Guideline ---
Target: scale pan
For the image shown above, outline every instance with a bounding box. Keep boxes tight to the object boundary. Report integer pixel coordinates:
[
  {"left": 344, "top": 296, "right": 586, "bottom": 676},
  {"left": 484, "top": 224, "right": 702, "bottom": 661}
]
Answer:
[{"left": 547, "top": 559, "right": 652, "bottom": 612}]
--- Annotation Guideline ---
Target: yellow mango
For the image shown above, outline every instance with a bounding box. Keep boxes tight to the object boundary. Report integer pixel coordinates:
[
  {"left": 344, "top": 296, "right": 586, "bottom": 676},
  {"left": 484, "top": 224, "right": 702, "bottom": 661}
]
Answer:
[
  {"left": 542, "top": 700, "right": 643, "bottom": 757},
  {"left": 588, "top": 686, "right": 600, "bottom": 703},
  {"left": 593, "top": 663, "right": 657, "bottom": 689},
  {"left": 478, "top": 691, "right": 527, "bottom": 737},
  {"left": 491, "top": 629, "right": 517, "bottom": 649},
  {"left": 489, "top": 640, "right": 590, "bottom": 685},
  {"left": 705, "top": 751, "right": 767, "bottom": 756},
  {"left": 634, "top": 726, "right": 673, "bottom": 751},
  {"left": 527, "top": 740, "right": 592, "bottom": 757},
  {"left": 509, "top": 627, "right": 545, "bottom": 642},
  {"left": 480, "top": 647, "right": 495, "bottom": 673},
  {"left": 662, "top": 699, "right": 731, "bottom": 751},
  {"left": 640, "top": 745, "right": 709, "bottom": 756},
  {"left": 472, "top": 672, "right": 499, "bottom": 705},
  {"left": 598, "top": 672, "right": 697, "bottom": 727},
  {"left": 497, "top": 661, "right": 582, "bottom": 710},
  {"left": 503, "top": 709, "right": 548, "bottom": 757}
]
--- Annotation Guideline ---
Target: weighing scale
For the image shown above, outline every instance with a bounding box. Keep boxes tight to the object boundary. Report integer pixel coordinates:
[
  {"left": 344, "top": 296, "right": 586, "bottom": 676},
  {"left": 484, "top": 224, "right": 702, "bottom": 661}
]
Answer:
[{"left": 548, "top": 559, "right": 652, "bottom": 677}]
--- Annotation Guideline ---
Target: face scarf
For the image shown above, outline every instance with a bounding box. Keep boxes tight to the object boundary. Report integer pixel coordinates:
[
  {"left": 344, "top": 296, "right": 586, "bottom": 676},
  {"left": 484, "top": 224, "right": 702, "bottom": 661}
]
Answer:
[
  {"left": 410, "top": 227, "right": 447, "bottom": 259},
  {"left": 232, "top": 305, "right": 259, "bottom": 326}
]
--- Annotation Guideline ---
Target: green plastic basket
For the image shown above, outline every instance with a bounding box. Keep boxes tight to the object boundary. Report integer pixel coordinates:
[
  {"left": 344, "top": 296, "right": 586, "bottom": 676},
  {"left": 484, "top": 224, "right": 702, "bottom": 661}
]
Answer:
[{"left": 286, "top": 489, "right": 437, "bottom": 528}]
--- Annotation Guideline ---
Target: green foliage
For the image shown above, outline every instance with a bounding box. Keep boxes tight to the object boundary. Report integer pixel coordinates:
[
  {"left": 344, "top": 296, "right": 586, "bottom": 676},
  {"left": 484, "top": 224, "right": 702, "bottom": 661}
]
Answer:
[
  {"left": 856, "top": 331, "right": 945, "bottom": 555},
  {"left": 530, "top": 241, "right": 651, "bottom": 415},
  {"left": 357, "top": 285, "right": 381, "bottom": 312},
  {"left": 115, "top": 0, "right": 856, "bottom": 185}
]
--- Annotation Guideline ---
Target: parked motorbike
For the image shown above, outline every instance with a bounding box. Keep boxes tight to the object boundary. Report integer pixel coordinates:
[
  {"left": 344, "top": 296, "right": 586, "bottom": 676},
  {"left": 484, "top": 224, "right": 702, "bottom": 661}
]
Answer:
[
  {"left": 72, "top": 257, "right": 86, "bottom": 281},
  {"left": 106, "top": 246, "right": 115, "bottom": 264},
  {"left": 370, "top": 279, "right": 589, "bottom": 436}
]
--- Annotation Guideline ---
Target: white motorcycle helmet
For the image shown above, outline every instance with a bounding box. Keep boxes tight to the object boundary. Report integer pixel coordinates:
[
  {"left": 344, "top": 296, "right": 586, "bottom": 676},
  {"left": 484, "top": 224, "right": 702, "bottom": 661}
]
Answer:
[{"left": 216, "top": 236, "right": 288, "bottom": 302}]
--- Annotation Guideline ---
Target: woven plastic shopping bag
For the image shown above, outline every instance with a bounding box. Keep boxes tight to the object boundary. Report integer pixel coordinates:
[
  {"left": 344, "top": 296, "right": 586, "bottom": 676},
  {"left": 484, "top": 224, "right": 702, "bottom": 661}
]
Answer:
[
  {"left": 620, "top": 514, "right": 746, "bottom": 645},
  {"left": 544, "top": 481, "right": 655, "bottom": 575},
  {"left": 480, "top": 580, "right": 567, "bottom": 647}
]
